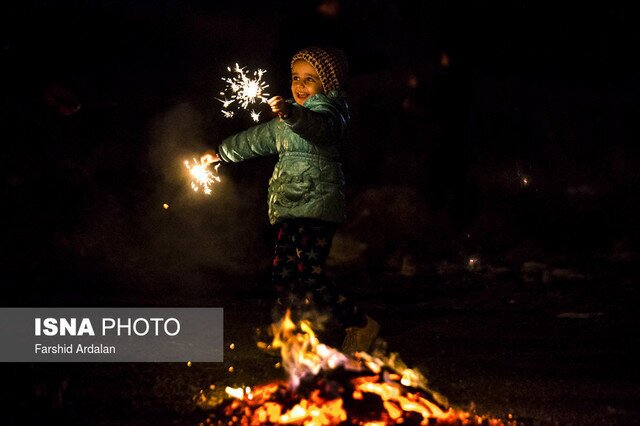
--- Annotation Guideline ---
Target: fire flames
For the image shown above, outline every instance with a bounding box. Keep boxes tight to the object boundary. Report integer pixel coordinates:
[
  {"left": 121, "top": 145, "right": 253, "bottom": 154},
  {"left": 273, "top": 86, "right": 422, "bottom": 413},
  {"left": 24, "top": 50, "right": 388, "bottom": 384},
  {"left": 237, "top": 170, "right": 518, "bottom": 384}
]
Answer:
[{"left": 200, "top": 312, "right": 513, "bottom": 425}]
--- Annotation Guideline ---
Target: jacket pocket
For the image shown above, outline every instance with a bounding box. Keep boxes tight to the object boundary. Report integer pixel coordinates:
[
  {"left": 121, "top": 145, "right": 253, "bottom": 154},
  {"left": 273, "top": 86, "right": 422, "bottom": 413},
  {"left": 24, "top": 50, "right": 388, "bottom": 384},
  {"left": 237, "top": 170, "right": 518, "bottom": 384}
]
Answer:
[{"left": 272, "top": 175, "right": 316, "bottom": 207}]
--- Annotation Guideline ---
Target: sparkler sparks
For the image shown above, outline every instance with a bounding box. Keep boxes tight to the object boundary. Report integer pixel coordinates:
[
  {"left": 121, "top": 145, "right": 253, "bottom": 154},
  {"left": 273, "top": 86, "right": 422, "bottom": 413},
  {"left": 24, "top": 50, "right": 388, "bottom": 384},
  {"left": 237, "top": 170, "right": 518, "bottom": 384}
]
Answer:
[
  {"left": 184, "top": 158, "right": 221, "bottom": 195},
  {"left": 218, "top": 63, "right": 270, "bottom": 122}
]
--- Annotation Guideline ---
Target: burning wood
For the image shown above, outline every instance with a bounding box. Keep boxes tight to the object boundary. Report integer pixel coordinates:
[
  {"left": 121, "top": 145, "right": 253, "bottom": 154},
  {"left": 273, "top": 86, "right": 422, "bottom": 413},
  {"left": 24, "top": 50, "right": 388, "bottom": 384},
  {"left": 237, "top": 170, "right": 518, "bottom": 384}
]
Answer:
[{"left": 200, "top": 311, "right": 513, "bottom": 425}]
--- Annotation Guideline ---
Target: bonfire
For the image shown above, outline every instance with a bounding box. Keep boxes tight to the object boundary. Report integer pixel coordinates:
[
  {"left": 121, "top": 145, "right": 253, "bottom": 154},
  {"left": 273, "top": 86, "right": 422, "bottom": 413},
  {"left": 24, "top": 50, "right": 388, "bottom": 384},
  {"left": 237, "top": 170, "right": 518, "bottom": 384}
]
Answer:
[{"left": 199, "top": 311, "right": 514, "bottom": 425}]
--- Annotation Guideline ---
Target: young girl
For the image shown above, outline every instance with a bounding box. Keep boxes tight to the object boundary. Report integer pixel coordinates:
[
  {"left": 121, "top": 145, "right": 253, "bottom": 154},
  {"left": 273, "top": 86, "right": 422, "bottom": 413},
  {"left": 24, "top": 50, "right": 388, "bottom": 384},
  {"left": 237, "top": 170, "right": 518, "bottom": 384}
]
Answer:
[{"left": 202, "top": 46, "right": 378, "bottom": 353}]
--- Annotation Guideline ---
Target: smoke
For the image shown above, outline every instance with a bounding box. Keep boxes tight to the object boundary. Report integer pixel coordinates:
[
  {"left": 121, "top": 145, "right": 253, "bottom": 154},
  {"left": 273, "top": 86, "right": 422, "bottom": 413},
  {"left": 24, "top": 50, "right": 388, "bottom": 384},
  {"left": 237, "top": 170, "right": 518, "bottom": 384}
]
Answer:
[
  {"left": 143, "top": 102, "right": 270, "bottom": 277},
  {"left": 52, "top": 101, "right": 271, "bottom": 297}
]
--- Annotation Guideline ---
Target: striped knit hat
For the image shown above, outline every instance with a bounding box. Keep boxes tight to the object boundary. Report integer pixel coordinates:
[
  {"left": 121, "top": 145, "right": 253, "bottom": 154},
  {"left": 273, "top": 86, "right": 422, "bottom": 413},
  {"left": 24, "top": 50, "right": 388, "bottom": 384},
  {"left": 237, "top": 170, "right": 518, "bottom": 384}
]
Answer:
[{"left": 291, "top": 46, "right": 348, "bottom": 93}]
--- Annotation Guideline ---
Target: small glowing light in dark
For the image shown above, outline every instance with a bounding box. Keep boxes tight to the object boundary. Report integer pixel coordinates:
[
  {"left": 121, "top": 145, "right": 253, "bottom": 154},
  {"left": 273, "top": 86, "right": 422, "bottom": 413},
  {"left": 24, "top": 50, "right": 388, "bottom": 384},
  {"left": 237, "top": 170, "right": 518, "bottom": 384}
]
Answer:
[{"left": 440, "top": 52, "right": 450, "bottom": 67}]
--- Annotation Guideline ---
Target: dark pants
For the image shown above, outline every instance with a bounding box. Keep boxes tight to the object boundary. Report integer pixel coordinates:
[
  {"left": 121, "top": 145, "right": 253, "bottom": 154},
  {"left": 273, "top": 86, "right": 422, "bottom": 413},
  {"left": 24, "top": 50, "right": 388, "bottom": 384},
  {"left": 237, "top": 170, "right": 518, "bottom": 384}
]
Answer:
[{"left": 271, "top": 219, "right": 365, "bottom": 328}]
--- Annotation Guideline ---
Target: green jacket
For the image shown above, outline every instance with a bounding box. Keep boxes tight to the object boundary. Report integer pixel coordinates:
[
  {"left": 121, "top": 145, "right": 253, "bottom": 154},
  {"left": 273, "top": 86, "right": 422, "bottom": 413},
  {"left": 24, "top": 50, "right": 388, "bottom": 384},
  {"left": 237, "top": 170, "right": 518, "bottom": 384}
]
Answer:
[{"left": 218, "top": 92, "right": 348, "bottom": 225}]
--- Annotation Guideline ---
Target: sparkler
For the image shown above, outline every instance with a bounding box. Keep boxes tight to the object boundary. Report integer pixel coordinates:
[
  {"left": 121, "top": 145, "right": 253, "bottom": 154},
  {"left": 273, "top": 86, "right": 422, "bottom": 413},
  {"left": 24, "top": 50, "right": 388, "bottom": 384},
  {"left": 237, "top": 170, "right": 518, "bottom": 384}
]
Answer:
[
  {"left": 184, "top": 158, "right": 221, "bottom": 195},
  {"left": 218, "top": 63, "right": 270, "bottom": 122},
  {"left": 250, "top": 110, "right": 261, "bottom": 122}
]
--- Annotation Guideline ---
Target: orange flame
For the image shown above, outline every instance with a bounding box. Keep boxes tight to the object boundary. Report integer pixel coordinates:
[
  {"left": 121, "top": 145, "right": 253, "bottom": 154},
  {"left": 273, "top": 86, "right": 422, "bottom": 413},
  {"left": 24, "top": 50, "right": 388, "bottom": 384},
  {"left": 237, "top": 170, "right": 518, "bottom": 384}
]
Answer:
[
  {"left": 208, "top": 310, "right": 513, "bottom": 425},
  {"left": 269, "top": 311, "right": 359, "bottom": 390}
]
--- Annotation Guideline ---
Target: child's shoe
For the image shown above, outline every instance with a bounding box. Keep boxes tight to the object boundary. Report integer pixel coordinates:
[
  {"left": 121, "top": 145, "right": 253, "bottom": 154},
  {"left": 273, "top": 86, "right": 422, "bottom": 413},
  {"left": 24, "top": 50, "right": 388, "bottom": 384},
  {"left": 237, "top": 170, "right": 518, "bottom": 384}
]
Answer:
[{"left": 341, "top": 316, "right": 380, "bottom": 354}]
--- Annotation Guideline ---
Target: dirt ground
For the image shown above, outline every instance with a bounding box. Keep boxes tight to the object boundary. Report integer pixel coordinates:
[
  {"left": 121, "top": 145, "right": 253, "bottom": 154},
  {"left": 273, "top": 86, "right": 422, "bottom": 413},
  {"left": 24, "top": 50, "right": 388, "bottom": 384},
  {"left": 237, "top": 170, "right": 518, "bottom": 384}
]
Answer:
[{"left": 2, "top": 256, "right": 639, "bottom": 426}]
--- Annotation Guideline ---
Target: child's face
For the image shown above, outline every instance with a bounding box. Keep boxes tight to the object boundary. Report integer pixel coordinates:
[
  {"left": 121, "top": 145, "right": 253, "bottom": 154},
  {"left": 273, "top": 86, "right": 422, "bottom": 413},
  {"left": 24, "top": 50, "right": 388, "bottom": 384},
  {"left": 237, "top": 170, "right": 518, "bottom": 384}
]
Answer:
[{"left": 291, "top": 60, "right": 324, "bottom": 105}]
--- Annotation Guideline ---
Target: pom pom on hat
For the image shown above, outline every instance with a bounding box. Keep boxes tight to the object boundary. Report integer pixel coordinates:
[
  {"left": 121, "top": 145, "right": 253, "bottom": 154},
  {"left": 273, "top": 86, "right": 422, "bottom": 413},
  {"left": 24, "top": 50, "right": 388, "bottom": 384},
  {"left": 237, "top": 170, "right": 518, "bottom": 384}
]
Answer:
[{"left": 291, "top": 46, "right": 348, "bottom": 93}]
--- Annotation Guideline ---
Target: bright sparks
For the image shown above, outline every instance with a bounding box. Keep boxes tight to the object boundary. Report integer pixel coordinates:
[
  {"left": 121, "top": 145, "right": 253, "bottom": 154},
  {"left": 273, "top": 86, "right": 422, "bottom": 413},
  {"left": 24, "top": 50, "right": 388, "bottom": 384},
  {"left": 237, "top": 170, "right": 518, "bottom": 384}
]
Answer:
[
  {"left": 184, "top": 158, "right": 221, "bottom": 195},
  {"left": 218, "top": 63, "right": 270, "bottom": 122},
  {"left": 204, "top": 310, "right": 515, "bottom": 425}
]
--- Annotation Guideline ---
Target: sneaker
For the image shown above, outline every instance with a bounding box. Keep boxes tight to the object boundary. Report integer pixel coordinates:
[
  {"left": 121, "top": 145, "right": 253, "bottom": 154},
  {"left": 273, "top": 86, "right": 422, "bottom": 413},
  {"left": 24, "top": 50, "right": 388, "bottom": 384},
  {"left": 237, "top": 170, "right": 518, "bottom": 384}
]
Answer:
[{"left": 342, "top": 316, "right": 380, "bottom": 354}]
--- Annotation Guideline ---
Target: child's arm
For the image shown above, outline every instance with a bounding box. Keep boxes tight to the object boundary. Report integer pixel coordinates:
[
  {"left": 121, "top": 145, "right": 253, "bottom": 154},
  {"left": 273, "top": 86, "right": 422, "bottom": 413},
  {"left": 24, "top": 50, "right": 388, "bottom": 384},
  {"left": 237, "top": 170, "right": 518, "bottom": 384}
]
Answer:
[
  {"left": 269, "top": 95, "right": 347, "bottom": 145},
  {"left": 216, "top": 120, "right": 278, "bottom": 163}
]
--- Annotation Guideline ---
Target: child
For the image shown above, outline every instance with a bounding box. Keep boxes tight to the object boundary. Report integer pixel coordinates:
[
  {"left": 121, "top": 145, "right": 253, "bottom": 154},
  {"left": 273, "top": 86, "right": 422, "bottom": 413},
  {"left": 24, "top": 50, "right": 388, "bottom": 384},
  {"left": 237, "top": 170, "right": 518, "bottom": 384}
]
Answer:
[{"left": 202, "top": 46, "right": 378, "bottom": 353}]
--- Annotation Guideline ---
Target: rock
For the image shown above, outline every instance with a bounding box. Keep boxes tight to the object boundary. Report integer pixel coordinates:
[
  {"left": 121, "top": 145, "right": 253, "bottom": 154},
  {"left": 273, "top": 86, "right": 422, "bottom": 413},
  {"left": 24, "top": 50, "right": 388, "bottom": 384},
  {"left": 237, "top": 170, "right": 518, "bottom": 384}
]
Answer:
[
  {"left": 550, "top": 268, "right": 588, "bottom": 282},
  {"left": 399, "top": 254, "right": 418, "bottom": 277},
  {"left": 521, "top": 261, "right": 549, "bottom": 283},
  {"left": 327, "top": 233, "right": 368, "bottom": 268},
  {"left": 557, "top": 312, "right": 604, "bottom": 319},
  {"left": 522, "top": 261, "right": 548, "bottom": 273}
]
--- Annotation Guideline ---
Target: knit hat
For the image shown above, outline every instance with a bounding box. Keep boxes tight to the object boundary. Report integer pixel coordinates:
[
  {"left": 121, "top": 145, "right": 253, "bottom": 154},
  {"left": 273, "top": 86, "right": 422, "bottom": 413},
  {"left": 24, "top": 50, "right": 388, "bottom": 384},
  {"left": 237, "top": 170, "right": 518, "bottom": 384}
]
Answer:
[{"left": 291, "top": 46, "right": 348, "bottom": 93}]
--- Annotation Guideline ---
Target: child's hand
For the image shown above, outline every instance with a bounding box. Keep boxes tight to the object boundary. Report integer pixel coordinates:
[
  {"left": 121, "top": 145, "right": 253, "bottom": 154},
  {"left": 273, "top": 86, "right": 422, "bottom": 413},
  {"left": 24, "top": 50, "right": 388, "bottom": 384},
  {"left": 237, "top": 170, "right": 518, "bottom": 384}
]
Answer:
[
  {"left": 201, "top": 150, "right": 220, "bottom": 164},
  {"left": 268, "top": 96, "right": 291, "bottom": 118}
]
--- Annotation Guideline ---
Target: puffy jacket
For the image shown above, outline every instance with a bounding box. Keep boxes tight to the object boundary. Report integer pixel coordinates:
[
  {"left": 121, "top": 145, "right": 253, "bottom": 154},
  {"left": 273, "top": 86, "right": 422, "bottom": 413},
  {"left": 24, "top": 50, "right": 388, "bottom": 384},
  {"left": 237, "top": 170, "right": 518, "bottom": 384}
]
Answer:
[{"left": 218, "top": 92, "right": 348, "bottom": 225}]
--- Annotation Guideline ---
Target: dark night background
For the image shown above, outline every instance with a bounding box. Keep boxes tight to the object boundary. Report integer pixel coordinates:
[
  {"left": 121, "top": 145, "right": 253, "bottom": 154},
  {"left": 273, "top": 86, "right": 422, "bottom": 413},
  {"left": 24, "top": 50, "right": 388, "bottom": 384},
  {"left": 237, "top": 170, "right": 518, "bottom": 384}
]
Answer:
[{"left": 2, "top": 1, "right": 640, "bottom": 425}]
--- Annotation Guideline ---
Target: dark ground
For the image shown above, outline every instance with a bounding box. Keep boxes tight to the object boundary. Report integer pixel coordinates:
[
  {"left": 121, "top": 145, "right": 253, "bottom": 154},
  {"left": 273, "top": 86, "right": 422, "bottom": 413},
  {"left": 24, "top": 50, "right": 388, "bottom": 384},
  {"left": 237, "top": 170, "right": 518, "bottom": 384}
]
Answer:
[
  {"left": 2, "top": 254, "right": 640, "bottom": 425},
  {"left": 3, "top": 2, "right": 640, "bottom": 425}
]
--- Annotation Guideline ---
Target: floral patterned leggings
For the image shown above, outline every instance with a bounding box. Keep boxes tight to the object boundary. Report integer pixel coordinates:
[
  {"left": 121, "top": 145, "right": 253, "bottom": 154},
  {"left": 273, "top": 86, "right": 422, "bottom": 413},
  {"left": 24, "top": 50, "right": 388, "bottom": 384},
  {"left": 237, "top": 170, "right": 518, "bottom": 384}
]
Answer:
[{"left": 271, "top": 219, "right": 365, "bottom": 328}]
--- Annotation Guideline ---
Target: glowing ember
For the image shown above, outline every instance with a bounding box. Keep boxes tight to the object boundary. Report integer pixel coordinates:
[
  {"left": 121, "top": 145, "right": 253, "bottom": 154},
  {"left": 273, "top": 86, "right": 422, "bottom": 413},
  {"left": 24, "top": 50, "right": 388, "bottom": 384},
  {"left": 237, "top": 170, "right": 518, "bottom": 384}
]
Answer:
[
  {"left": 184, "top": 157, "right": 221, "bottom": 195},
  {"left": 202, "top": 311, "right": 515, "bottom": 425},
  {"left": 218, "top": 63, "right": 270, "bottom": 122},
  {"left": 225, "top": 386, "right": 244, "bottom": 400}
]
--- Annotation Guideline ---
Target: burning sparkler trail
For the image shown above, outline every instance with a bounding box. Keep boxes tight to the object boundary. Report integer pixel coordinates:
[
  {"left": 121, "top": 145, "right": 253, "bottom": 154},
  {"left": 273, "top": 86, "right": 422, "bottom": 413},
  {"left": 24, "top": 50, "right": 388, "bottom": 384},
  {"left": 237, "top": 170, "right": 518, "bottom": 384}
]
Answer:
[
  {"left": 218, "top": 63, "right": 270, "bottom": 122},
  {"left": 184, "top": 157, "right": 221, "bottom": 195}
]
